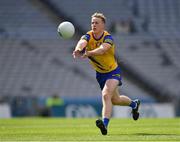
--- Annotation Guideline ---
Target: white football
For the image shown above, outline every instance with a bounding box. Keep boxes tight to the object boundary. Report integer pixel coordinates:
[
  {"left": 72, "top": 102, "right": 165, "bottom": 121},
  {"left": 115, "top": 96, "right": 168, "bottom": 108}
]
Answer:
[{"left": 57, "top": 21, "right": 75, "bottom": 39}]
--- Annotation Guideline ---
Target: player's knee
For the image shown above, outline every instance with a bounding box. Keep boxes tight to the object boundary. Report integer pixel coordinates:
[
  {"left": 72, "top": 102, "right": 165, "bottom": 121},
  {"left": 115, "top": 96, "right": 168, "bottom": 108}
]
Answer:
[{"left": 102, "top": 92, "right": 112, "bottom": 101}]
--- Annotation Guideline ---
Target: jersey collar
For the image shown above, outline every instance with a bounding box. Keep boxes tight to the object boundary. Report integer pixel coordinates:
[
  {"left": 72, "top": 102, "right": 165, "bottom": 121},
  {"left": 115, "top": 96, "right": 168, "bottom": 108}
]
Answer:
[{"left": 92, "top": 31, "right": 104, "bottom": 41}]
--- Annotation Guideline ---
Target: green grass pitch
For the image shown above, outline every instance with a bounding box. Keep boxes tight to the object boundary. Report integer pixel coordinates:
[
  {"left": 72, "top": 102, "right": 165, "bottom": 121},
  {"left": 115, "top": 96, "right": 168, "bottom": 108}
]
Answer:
[{"left": 0, "top": 118, "right": 179, "bottom": 141}]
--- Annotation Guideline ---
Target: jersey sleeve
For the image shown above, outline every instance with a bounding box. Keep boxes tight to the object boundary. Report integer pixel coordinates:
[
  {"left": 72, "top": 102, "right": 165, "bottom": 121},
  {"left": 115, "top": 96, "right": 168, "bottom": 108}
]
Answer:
[
  {"left": 81, "top": 34, "right": 90, "bottom": 42},
  {"left": 103, "top": 35, "right": 114, "bottom": 46}
]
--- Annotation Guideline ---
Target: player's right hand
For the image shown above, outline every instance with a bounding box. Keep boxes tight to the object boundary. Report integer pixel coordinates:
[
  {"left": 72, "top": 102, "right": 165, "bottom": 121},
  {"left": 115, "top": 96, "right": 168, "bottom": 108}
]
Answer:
[{"left": 72, "top": 50, "right": 82, "bottom": 58}]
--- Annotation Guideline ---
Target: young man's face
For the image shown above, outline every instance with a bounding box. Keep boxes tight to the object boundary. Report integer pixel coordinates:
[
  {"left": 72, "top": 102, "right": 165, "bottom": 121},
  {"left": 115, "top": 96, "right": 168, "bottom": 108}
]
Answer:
[{"left": 91, "top": 17, "right": 105, "bottom": 34}]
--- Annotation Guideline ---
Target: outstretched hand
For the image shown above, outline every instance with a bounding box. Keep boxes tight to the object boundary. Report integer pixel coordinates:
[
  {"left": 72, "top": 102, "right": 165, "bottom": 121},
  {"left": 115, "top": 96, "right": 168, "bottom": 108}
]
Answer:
[
  {"left": 73, "top": 49, "right": 90, "bottom": 59},
  {"left": 72, "top": 50, "right": 82, "bottom": 58}
]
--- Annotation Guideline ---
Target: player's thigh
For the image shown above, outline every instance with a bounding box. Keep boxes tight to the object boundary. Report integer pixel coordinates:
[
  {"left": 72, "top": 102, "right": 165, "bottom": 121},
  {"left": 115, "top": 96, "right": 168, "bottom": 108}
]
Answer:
[{"left": 102, "top": 79, "right": 119, "bottom": 95}]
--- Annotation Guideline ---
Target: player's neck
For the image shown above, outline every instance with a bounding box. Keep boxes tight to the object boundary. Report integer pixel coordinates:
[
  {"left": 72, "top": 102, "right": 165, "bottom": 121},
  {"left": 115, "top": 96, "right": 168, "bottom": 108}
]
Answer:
[{"left": 93, "top": 31, "right": 104, "bottom": 39}]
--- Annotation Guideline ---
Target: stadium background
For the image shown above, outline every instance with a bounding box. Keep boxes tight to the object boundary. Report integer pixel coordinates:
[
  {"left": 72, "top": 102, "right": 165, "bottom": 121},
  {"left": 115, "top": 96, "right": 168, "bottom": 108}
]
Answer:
[{"left": 0, "top": 0, "right": 179, "bottom": 118}]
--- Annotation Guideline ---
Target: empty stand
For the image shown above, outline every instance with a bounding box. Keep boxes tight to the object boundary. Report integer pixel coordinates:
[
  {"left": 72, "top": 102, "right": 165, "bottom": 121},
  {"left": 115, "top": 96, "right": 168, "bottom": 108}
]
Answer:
[
  {"left": 0, "top": 0, "right": 179, "bottom": 103},
  {"left": 114, "top": 34, "right": 180, "bottom": 97},
  {"left": 50, "top": 0, "right": 133, "bottom": 31}
]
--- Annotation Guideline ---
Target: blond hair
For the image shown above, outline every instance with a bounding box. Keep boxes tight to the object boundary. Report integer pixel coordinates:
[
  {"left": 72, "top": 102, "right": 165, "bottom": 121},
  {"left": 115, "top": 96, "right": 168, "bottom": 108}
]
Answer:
[{"left": 91, "top": 12, "right": 106, "bottom": 23}]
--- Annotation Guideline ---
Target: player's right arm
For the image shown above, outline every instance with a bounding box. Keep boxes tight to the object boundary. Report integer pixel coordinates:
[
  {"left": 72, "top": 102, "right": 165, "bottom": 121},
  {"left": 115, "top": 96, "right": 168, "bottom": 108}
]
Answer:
[
  {"left": 73, "top": 33, "right": 90, "bottom": 58},
  {"left": 73, "top": 39, "right": 87, "bottom": 58}
]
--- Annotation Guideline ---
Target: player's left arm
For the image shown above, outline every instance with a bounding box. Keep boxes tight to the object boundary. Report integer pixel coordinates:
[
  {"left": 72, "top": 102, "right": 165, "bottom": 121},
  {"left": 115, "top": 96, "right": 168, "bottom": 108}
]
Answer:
[{"left": 85, "top": 43, "right": 111, "bottom": 57}]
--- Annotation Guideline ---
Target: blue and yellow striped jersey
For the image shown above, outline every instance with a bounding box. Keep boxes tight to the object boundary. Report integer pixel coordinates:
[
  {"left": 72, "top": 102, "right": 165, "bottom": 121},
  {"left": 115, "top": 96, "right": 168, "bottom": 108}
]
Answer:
[{"left": 81, "top": 30, "right": 118, "bottom": 73}]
